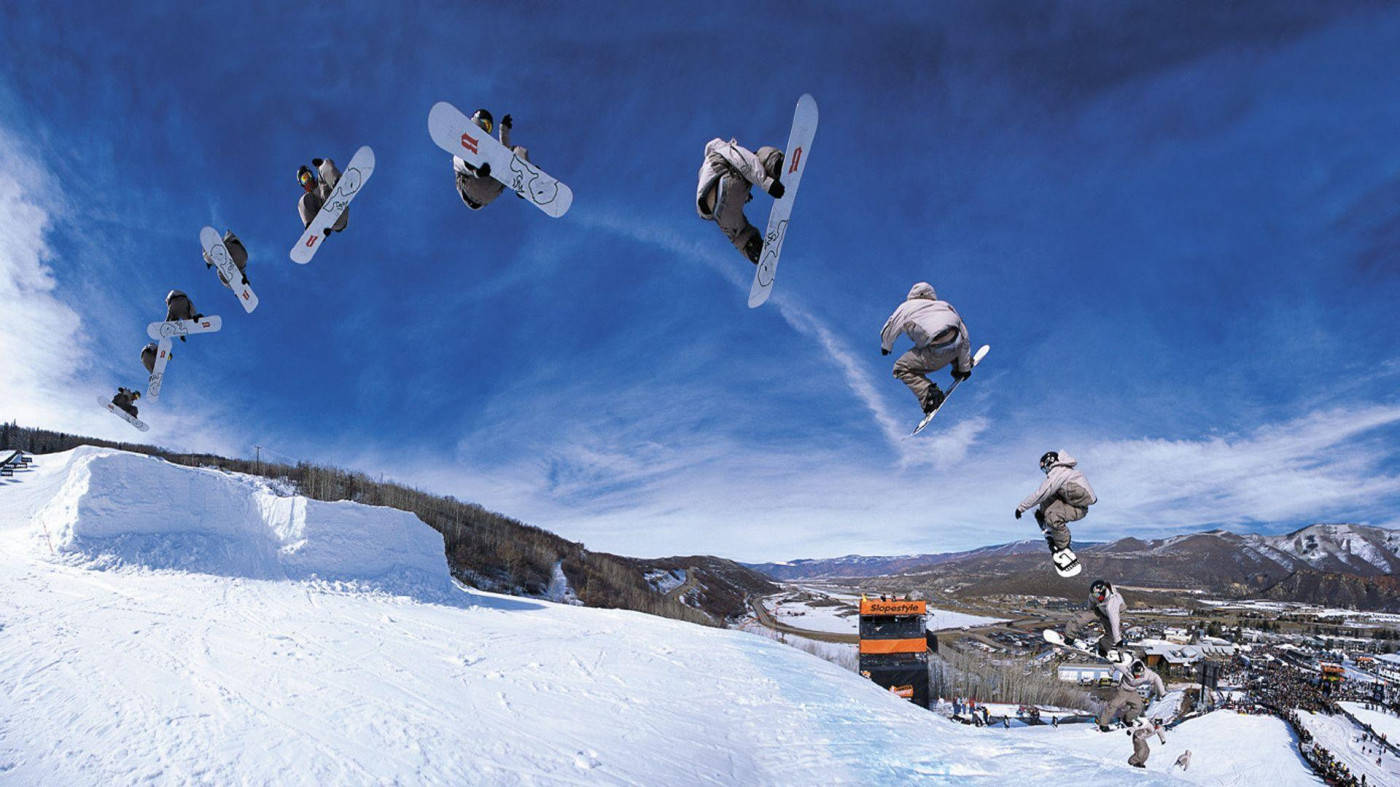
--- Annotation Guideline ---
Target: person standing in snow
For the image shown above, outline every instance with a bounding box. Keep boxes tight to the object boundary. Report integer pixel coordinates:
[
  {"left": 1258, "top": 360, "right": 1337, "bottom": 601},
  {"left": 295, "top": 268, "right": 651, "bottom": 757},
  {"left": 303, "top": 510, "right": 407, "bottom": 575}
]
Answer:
[
  {"left": 1128, "top": 718, "right": 1166, "bottom": 768},
  {"left": 1065, "top": 579, "right": 1129, "bottom": 659},
  {"left": 695, "top": 137, "right": 785, "bottom": 263},
  {"left": 1098, "top": 659, "right": 1166, "bottom": 730},
  {"left": 1174, "top": 749, "right": 1191, "bottom": 771},
  {"left": 880, "top": 282, "right": 973, "bottom": 415},
  {"left": 452, "top": 109, "right": 529, "bottom": 210},
  {"left": 1014, "top": 450, "right": 1097, "bottom": 557},
  {"left": 297, "top": 157, "right": 348, "bottom": 233}
]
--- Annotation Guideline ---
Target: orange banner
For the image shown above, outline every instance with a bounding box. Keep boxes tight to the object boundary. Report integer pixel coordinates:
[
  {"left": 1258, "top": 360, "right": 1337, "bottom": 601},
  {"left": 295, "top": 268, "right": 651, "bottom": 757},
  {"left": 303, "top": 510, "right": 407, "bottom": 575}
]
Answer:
[
  {"left": 859, "top": 600, "right": 927, "bottom": 616},
  {"left": 859, "top": 638, "right": 927, "bottom": 655}
]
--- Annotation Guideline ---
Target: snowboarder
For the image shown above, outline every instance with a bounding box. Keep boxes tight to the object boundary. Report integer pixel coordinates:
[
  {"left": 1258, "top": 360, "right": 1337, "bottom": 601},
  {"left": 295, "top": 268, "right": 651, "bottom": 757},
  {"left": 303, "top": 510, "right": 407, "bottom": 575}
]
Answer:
[
  {"left": 111, "top": 387, "right": 141, "bottom": 418},
  {"left": 163, "top": 290, "right": 203, "bottom": 343},
  {"left": 452, "top": 109, "right": 529, "bottom": 210},
  {"left": 695, "top": 137, "right": 785, "bottom": 263},
  {"left": 880, "top": 282, "right": 973, "bottom": 415},
  {"left": 140, "top": 342, "right": 159, "bottom": 374},
  {"left": 1015, "top": 451, "right": 1097, "bottom": 556},
  {"left": 1174, "top": 749, "right": 1191, "bottom": 771},
  {"left": 203, "top": 229, "right": 249, "bottom": 287},
  {"left": 298, "top": 158, "right": 348, "bottom": 233},
  {"left": 1065, "top": 579, "right": 1129, "bottom": 659},
  {"left": 1097, "top": 659, "right": 1166, "bottom": 730},
  {"left": 1128, "top": 718, "right": 1166, "bottom": 768}
]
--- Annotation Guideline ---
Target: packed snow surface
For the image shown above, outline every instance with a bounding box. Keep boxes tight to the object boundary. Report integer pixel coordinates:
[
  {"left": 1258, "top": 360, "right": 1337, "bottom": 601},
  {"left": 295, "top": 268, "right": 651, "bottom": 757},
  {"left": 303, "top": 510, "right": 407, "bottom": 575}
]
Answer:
[
  {"left": 0, "top": 448, "right": 1318, "bottom": 784},
  {"left": 1339, "top": 701, "right": 1400, "bottom": 744},
  {"left": 1296, "top": 709, "right": 1400, "bottom": 785}
]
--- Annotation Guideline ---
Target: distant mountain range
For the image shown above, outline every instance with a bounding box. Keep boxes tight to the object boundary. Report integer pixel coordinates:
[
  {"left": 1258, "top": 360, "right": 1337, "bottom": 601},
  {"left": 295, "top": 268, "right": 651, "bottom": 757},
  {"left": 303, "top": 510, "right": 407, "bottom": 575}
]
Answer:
[{"left": 745, "top": 524, "right": 1400, "bottom": 611}]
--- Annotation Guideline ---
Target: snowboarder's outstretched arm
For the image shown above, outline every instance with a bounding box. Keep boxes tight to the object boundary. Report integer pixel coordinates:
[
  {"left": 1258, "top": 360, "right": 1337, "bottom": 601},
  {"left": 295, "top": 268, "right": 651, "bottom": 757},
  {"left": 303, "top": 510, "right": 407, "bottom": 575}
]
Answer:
[
  {"left": 1017, "top": 473, "right": 1062, "bottom": 514},
  {"left": 880, "top": 308, "right": 905, "bottom": 353},
  {"left": 710, "top": 138, "right": 777, "bottom": 194}
]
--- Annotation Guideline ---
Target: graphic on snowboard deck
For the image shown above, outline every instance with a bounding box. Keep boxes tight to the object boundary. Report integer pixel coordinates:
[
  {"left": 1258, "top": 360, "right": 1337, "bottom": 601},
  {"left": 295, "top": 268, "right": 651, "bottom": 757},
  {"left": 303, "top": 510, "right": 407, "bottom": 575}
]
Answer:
[
  {"left": 427, "top": 101, "right": 573, "bottom": 218},
  {"left": 1051, "top": 547, "right": 1082, "bottom": 578},
  {"left": 201, "top": 226, "right": 258, "bottom": 313},
  {"left": 1042, "top": 629, "right": 1132, "bottom": 668},
  {"left": 749, "top": 93, "right": 818, "bottom": 309},
  {"left": 289, "top": 145, "right": 376, "bottom": 264},
  {"left": 145, "top": 337, "right": 174, "bottom": 401},
  {"left": 99, "top": 396, "right": 149, "bottom": 432},
  {"left": 912, "top": 344, "right": 990, "bottom": 436},
  {"left": 147, "top": 316, "right": 222, "bottom": 341}
]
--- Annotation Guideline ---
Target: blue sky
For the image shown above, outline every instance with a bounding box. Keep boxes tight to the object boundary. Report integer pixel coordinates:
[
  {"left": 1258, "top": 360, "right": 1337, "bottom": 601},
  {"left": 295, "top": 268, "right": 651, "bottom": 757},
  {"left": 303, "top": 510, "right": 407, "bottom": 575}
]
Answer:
[{"left": 2, "top": 1, "right": 1398, "bottom": 562}]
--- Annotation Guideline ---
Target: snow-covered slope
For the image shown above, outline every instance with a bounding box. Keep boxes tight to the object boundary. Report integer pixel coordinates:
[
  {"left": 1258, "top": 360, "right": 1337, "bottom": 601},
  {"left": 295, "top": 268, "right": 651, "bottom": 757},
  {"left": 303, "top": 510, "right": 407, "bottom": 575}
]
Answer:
[{"left": 0, "top": 448, "right": 1308, "bottom": 784}]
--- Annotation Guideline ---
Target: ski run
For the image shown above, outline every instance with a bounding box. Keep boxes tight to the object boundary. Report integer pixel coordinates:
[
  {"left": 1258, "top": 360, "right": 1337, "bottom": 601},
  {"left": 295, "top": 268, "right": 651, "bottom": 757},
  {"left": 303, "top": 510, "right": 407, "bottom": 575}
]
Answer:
[{"left": 0, "top": 447, "right": 1346, "bottom": 785}]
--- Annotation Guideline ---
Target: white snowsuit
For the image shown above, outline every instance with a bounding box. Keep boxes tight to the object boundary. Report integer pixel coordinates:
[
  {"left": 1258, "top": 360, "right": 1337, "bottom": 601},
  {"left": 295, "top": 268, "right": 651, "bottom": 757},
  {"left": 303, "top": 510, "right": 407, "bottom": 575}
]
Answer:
[
  {"left": 204, "top": 230, "right": 249, "bottom": 288},
  {"left": 1017, "top": 452, "right": 1097, "bottom": 551},
  {"left": 298, "top": 157, "right": 348, "bottom": 232},
  {"left": 880, "top": 282, "right": 972, "bottom": 410},
  {"left": 164, "top": 290, "right": 198, "bottom": 323},
  {"left": 1129, "top": 723, "right": 1166, "bottom": 767},
  {"left": 1097, "top": 665, "right": 1166, "bottom": 727},
  {"left": 140, "top": 343, "right": 158, "bottom": 375},
  {"left": 453, "top": 120, "right": 529, "bottom": 210},
  {"left": 696, "top": 138, "right": 781, "bottom": 260},
  {"left": 1069, "top": 582, "right": 1127, "bottom": 652}
]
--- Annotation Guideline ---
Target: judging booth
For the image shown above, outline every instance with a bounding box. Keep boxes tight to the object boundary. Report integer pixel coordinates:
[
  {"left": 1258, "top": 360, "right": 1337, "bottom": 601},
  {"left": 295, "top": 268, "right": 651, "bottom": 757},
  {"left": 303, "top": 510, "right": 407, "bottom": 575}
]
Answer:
[{"left": 858, "top": 596, "right": 929, "bottom": 709}]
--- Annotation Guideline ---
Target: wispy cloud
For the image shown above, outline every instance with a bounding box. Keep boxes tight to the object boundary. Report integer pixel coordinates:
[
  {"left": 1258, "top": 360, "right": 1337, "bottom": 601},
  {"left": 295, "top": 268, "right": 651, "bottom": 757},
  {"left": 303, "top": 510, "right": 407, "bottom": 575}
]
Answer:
[
  {"left": 576, "top": 206, "right": 983, "bottom": 466},
  {"left": 0, "top": 122, "right": 251, "bottom": 458}
]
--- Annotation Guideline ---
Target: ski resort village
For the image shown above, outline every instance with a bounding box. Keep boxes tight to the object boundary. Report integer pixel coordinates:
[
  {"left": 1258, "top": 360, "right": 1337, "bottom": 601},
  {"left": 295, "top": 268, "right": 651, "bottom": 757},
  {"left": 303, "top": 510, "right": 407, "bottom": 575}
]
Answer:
[{"left": 4, "top": 2, "right": 1400, "bottom": 785}]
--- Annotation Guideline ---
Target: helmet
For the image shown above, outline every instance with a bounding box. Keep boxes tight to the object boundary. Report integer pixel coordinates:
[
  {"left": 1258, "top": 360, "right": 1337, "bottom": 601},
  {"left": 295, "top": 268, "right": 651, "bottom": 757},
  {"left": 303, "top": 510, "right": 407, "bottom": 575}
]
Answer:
[
  {"left": 756, "top": 145, "right": 784, "bottom": 181},
  {"left": 298, "top": 165, "right": 316, "bottom": 190},
  {"left": 1039, "top": 451, "right": 1059, "bottom": 474},
  {"left": 907, "top": 282, "right": 937, "bottom": 301},
  {"left": 1090, "top": 579, "right": 1109, "bottom": 600},
  {"left": 1130, "top": 659, "right": 1145, "bottom": 676},
  {"left": 1152, "top": 718, "right": 1163, "bottom": 727},
  {"left": 471, "top": 108, "right": 494, "bottom": 134}
]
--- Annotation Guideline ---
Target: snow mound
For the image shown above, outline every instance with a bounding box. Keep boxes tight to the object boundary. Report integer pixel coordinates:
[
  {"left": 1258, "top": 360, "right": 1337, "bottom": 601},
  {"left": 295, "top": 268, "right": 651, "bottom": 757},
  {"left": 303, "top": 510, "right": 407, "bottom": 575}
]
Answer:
[{"left": 33, "top": 447, "right": 455, "bottom": 600}]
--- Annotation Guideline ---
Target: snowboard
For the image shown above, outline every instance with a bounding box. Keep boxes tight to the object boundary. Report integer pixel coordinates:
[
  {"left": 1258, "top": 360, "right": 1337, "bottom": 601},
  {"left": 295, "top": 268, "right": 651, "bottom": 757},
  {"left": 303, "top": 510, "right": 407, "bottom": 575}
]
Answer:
[
  {"left": 427, "top": 101, "right": 573, "bottom": 218},
  {"left": 1050, "top": 546, "right": 1082, "bottom": 577},
  {"left": 748, "top": 93, "right": 818, "bottom": 309},
  {"left": 144, "top": 337, "right": 174, "bottom": 401},
  {"left": 912, "top": 344, "right": 990, "bottom": 436},
  {"left": 147, "top": 315, "right": 222, "bottom": 341},
  {"left": 99, "top": 396, "right": 149, "bottom": 432},
  {"left": 201, "top": 226, "right": 258, "bottom": 313},
  {"left": 1042, "top": 629, "right": 1132, "bottom": 668},
  {"left": 289, "top": 145, "right": 376, "bottom": 264}
]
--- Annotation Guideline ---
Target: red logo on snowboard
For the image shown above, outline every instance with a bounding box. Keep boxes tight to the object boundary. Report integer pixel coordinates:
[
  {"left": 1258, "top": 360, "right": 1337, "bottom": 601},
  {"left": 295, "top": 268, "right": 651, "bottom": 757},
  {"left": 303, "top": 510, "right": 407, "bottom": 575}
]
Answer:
[
  {"left": 789, "top": 147, "right": 802, "bottom": 174},
  {"left": 461, "top": 133, "right": 479, "bottom": 154}
]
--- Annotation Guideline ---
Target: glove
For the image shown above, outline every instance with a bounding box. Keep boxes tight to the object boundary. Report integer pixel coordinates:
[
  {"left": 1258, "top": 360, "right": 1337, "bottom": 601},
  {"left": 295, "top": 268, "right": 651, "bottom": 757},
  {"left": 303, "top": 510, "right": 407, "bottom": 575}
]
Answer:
[
  {"left": 952, "top": 367, "right": 971, "bottom": 382},
  {"left": 478, "top": 162, "right": 492, "bottom": 178},
  {"left": 311, "top": 158, "right": 324, "bottom": 167},
  {"left": 1014, "top": 509, "right": 1022, "bottom": 520},
  {"left": 768, "top": 180, "right": 785, "bottom": 199},
  {"left": 501, "top": 114, "right": 513, "bottom": 129},
  {"left": 881, "top": 348, "right": 890, "bottom": 356}
]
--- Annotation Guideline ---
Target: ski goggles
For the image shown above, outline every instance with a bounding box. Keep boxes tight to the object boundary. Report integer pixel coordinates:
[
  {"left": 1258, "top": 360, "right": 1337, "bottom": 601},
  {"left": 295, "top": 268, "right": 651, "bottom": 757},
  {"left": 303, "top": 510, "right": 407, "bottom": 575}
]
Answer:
[{"left": 299, "top": 169, "right": 316, "bottom": 188}]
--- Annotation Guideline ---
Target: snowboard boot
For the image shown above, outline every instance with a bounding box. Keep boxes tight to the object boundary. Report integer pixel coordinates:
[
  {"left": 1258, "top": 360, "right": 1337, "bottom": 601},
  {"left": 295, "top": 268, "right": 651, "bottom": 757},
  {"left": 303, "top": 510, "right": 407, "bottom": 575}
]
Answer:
[
  {"left": 743, "top": 234, "right": 763, "bottom": 265},
  {"left": 921, "top": 385, "right": 946, "bottom": 414}
]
